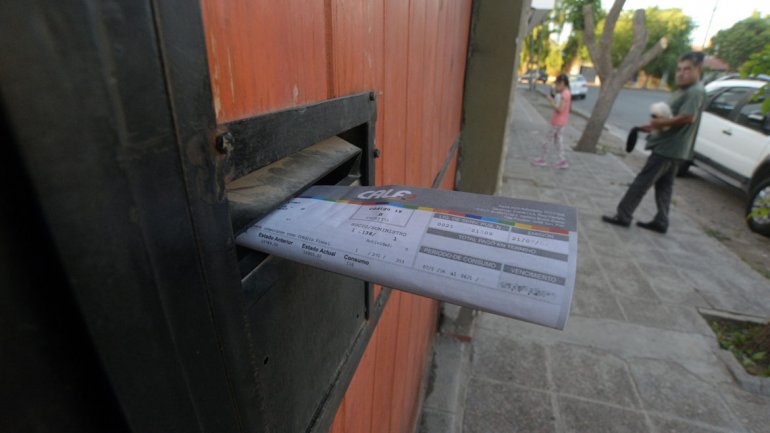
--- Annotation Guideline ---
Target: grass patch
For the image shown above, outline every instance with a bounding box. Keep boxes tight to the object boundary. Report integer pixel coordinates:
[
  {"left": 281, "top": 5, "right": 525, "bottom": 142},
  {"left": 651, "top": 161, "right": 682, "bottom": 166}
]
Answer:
[
  {"left": 707, "top": 316, "right": 770, "bottom": 377},
  {"left": 703, "top": 227, "right": 730, "bottom": 241},
  {"left": 740, "top": 255, "right": 770, "bottom": 280}
]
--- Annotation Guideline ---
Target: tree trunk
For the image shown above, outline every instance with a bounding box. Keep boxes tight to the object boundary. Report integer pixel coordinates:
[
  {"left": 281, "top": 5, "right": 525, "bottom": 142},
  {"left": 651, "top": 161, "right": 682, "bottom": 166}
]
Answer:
[
  {"left": 574, "top": 79, "right": 623, "bottom": 152},
  {"left": 575, "top": 1, "right": 667, "bottom": 153}
]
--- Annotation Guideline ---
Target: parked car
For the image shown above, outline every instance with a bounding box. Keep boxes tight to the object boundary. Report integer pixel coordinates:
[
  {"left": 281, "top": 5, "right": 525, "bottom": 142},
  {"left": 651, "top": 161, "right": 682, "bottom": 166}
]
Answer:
[
  {"left": 711, "top": 73, "right": 770, "bottom": 83},
  {"left": 685, "top": 78, "right": 770, "bottom": 236},
  {"left": 520, "top": 69, "right": 547, "bottom": 83},
  {"left": 568, "top": 74, "right": 588, "bottom": 99}
]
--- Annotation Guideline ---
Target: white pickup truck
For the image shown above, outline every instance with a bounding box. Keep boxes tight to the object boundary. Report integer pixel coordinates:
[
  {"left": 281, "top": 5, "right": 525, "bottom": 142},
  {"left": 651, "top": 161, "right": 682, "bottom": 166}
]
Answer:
[{"left": 684, "top": 78, "right": 770, "bottom": 236}]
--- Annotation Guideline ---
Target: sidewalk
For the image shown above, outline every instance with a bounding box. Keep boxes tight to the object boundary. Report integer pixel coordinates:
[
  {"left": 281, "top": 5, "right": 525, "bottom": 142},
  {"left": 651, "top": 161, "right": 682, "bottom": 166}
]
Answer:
[{"left": 418, "top": 91, "right": 770, "bottom": 433}]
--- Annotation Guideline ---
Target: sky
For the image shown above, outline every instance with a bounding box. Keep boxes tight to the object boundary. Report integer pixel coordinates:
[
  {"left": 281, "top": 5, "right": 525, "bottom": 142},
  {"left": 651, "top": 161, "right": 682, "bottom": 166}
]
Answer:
[{"left": 600, "top": 0, "right": 770, "bottom": 48}]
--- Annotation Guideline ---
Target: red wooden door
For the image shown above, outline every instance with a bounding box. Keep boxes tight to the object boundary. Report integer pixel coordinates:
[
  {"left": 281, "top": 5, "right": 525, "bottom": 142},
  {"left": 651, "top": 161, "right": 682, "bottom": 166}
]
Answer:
[{"left": 200, "top": 1, "right": 472, "bottom": 431}]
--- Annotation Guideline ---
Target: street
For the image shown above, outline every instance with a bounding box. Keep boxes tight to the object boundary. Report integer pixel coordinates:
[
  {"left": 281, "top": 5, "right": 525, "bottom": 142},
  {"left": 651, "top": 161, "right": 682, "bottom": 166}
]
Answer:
[
  {"left": 573, "top": 85, "right": 671, "bottom": 135},
  {"left": 520, "top": 85, "right": 770, "bottom": 279}
]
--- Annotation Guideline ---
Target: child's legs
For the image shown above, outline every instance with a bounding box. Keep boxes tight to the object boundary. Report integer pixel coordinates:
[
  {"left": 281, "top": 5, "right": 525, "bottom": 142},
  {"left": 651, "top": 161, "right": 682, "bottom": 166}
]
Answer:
[
  {"left": 541, "top": 125, "right": 558, "bottom": 158},
  {"left": 553, "top": 125, "right": 565, "bottom": 160}
]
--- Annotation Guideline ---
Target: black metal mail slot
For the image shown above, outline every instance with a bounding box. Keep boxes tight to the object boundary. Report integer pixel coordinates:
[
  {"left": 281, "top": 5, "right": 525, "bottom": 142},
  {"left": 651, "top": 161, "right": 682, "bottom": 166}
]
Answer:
[
  {"left": 217, "top": 92, "right": 379, "bottom": 433},
  {"left": 227, "top": 136, "right": 362, "bottom": 234},
  {"left": 223, "top": 93, "right": 375, "bottom": 181}
]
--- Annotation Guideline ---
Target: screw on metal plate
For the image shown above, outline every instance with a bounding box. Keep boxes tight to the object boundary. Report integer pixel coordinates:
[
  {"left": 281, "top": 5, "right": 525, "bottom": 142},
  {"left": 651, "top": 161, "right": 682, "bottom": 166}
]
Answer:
[
  {"left": 373, "top": 148, "right": 381, "bottom": 158},
  {"left": 216, "top": 132, "right": 234, "bottom": 155}
]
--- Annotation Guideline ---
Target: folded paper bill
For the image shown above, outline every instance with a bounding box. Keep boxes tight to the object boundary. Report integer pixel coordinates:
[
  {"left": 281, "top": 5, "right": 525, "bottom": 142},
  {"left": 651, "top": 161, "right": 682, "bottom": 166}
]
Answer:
[{"left": 235, "top": 185, "right": 578, "bottom": 329}]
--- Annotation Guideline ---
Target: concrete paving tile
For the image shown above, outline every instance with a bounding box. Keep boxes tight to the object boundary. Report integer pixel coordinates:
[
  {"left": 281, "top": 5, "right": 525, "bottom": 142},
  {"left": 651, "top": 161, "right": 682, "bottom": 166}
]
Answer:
[
  {"left": 663, "top": 251, "right": 724, "bottom": 275},
  {"left": 474, "top": 315, "right": 730, "bottom": 382},
  {"left": 576, "top": 207, "right": 608, "bottom": 221},
  {"left": 651, "top": 416, "right": 738, "bottom": 433},
  {"left": 629, "top": 358, "right": 740, "bottom": 429},
  {"left": 718, "top": 385, "right": 770, "bottom": 433},
  {"left": 679, "top": 267, "right": 732, "bottom": 294},
  {"left": 667, "top": 304, "right": 714, "bottom": 335},
  {"left": 575, "top": 269, "right": 612, "bottom": 294},
  {"left": 698, "top": 288, "right": 767, "bottom": 318},
  {"left": 580, "top": 215, "right": 623, "bottom": 234},
  {"left": 615, "top": 296, "right": 708, "bottom": 334},
  {"left": 576, "top": 251, "right": 603, "bottom": 275},
  {"left": 592, "top": 197, "right": 626, "bottom": 212},
  {"left": 581, "top": 230, "right": 622, "bottom": 250},
  {"left": 680, "top": 262, "right": 770, "bottom": 316},
  {"left": 611, "top": 228, "right": 661, "bottom": 250},
  {"left": 577, "top": 234, "right": 592, "bottom": 251},
  {"left": 549, "top": 343, "right": 641, "bottom": 408},
  {"left": 557, "top": 395, "right": 651, "bottom": 433},
  {"left": 671, "top": 231, "right": 724, "bottom": 252},
  {"left": 463, "top": 378, "right": 555, "bottom": 433},
  {"left": 632, "top": 246, "right": 675, "bottom": 267},
  {"left": 616, "top": 296, "right": 687, "bottom": 331},
  {"left": 596, "top": 256, "right": 658, "bottom": 299},
  {"left": 470, "top": 333, "right": 549, "bottom": 390},
  {"left": 562, "top": 192, "right": 596, "bottom": 210},
  {"left": 536, "top": 188, "right": 567, "bottom": 205},
  {"left": 592, "top": 241, "right": 635, "bottom": 261},
  {"left": 502, "top": 184, "right": 541, "bottom": 201},
  {"left": 636, "top": 261, "right": 710, "bottom": 307},
  {"left": 571, "top": 282, "right": 625, "bottom": 321}
]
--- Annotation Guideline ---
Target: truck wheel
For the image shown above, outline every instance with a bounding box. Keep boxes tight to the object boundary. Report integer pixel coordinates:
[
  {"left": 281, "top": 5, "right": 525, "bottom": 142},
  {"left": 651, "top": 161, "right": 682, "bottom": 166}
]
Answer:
[{"left": 746, "top": 178, "right": 770, "bottom": 236}]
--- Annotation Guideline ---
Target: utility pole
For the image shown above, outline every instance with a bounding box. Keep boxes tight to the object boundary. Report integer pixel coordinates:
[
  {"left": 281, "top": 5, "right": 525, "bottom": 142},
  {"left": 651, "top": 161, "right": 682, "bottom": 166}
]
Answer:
[
  {"left": 529, "top": 32, "right": 536, "bottom": 91},
  {"left": 702, "top": 0, "right": 719, "bottom": 49}
]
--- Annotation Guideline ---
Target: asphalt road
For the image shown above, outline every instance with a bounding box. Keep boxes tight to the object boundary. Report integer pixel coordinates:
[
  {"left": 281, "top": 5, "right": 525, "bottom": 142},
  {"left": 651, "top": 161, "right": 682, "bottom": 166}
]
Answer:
[
  {"left": 574, "top": 86, "right": 671, "bottom": 133},
  {"left": 533, "top": 83, "right": 671, "bottom": 135}
]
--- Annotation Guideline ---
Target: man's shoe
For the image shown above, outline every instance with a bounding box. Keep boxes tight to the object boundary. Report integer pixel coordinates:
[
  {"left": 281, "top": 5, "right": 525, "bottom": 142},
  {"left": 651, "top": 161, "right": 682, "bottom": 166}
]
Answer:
[
  {"left": 601, "top": 215, "right": 631, "bottom": 227},
  {"left": 636, "top": 220, "right": 667, "bottom": 234}
]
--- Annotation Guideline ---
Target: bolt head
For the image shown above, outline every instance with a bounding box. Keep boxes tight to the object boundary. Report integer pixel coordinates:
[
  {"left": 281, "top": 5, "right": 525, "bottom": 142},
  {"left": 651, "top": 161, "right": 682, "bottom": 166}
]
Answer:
[{"left": 216, "top": 132, "right": 234, "bottom": 154}]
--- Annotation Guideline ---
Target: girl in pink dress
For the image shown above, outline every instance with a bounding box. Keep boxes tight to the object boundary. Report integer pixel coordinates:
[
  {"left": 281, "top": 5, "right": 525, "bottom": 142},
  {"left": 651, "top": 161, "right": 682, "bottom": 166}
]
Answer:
[{"left": 532, "top": 74, "right": 571, "bottom": 169}]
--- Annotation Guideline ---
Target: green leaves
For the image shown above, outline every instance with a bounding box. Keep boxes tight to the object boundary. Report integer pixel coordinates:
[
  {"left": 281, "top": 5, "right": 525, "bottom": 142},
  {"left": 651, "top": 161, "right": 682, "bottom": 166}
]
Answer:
[
  {"left": 608, "top": 7, "right": 695, "bottom": 86},
  {"left": 709, "top": 318, "right": 770, "bottom": 377},
  {"left": 709, "top": 13, "right": 770, "bottom": 70}
]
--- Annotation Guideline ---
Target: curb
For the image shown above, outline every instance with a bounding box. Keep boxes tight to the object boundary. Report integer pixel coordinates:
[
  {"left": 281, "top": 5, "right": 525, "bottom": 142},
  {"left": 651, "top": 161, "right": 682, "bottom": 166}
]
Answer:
[
  {"left": 418, "top": 334, "right": 472, "bottom": 433},
  {"left": 571, "top": 106, "right": 612, "bottom": 133},
  {"left": 714, "top": 348, "right": 770, "bottom": 397},
  {"left": 418, "top": 304, "right": 476, "bottom": 433}
]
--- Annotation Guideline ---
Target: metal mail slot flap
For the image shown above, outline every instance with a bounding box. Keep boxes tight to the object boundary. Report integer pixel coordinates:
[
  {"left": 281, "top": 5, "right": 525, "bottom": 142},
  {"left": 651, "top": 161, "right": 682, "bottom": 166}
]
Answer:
[{"left": 227, "top": 136, "right": 362, "bottom": 233}]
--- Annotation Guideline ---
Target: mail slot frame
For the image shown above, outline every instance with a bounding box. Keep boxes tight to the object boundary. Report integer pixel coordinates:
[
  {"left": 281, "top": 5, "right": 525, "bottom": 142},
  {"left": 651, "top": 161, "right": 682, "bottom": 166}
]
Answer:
[
  {"left": 214, "top": 91, "right": 388, "bottom": 433},
  {"left": 221, "top": 92, "right": 377, "bottom": 184}
]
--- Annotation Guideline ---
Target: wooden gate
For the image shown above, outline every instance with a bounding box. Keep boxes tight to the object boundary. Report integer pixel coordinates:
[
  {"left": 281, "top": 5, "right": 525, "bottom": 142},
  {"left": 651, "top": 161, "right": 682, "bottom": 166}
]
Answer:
[
  {"left": 200, "top": 1, "right": 472, "bottom": 431},
  {"left": 1, "top": 0, "right": 472, "bottom": 431}
]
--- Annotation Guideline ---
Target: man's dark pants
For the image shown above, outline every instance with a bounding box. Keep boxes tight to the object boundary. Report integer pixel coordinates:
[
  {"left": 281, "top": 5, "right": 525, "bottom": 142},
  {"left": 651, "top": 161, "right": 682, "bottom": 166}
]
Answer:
[{"left": 616, "top": 153, "right": 680, "bottom": 228}]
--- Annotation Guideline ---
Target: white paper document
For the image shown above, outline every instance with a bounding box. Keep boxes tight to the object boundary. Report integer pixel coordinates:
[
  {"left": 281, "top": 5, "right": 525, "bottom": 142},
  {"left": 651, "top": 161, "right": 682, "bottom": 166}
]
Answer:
[{"left": 235, "top": 185, "right": 578, "bottom": 329}]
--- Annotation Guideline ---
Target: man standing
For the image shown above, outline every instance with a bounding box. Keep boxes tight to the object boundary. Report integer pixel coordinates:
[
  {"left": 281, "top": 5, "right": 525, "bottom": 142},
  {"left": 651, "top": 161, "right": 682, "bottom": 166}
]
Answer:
[{"left": 602, "top": 52, "right": 706, "bottom": 234}]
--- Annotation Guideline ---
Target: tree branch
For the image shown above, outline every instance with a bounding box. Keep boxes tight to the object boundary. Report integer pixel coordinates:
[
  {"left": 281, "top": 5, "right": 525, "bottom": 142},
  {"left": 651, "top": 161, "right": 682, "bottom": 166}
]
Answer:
[
  {"left": 618, "top": 10, "right": 649, "bottom": 74},
  {"left": 634, "top": 37, "right": 668, "bottom": 73},
  {"left": 598, "top": 0, "right": 626, "bottom": 75},
  {"left": 582, "top": 4, "right": 605, "bottom": 79},
  {"left": 617, "top": 39, "right": 667, "bottom": 81}
]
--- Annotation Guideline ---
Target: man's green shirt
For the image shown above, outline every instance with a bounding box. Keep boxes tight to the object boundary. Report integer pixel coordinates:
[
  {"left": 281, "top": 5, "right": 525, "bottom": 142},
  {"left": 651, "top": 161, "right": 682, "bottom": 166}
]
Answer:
[{"left": 645, "top": 81, "right": 706, "bottom": 161}]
